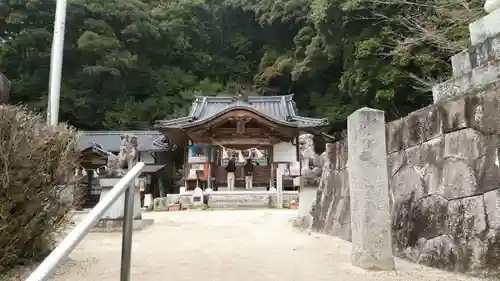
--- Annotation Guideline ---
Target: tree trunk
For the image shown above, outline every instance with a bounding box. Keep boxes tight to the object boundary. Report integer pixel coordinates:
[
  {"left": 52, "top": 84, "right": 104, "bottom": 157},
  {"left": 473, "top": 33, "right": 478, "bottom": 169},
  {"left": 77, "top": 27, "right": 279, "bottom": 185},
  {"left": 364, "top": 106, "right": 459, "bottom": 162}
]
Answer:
[{"left": 0, "top": 72, "right": 11, "bottom": 104}]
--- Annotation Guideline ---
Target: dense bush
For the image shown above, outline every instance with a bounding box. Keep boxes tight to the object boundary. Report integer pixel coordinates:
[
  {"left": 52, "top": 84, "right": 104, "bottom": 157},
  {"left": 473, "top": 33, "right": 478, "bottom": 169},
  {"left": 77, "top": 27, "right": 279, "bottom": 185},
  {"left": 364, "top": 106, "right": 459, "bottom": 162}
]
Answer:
[{"left": 0, "top": 105, "right": 80, "bottom": 273}]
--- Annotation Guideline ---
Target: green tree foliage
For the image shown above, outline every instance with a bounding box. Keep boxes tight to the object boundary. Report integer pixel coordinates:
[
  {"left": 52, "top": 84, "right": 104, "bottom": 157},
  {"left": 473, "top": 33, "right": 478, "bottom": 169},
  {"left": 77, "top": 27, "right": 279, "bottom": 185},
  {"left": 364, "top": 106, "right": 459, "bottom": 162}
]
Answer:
[{"left": 0, "top": 0, "right": 483, "bottom": 132}]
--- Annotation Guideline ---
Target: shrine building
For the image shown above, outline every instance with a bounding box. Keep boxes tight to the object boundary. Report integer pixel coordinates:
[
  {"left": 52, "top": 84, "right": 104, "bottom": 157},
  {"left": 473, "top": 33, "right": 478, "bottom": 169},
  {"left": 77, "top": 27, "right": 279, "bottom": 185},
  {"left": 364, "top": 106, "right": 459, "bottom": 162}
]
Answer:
[
  {"left": 78, "top": 131, "right": 172, "bottom": 207},
  {"left": 154, "top": 94, "right": 329, "bottom": 191}
]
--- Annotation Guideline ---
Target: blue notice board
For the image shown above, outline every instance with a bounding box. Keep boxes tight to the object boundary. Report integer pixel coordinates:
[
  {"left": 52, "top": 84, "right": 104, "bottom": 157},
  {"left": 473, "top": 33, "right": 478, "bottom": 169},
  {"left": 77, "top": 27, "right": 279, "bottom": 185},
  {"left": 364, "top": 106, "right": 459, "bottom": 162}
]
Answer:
[{"left": 188, "top": 145, "right": 209, "bottom": 163}]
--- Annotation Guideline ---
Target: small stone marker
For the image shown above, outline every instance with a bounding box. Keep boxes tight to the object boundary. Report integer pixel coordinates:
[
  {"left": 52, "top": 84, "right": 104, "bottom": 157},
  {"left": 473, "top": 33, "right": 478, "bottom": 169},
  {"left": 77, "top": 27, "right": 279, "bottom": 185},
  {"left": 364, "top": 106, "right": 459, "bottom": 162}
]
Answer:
[
  {"left": 347, "top": 107, "right": 395, "bottom": 270},
  {"left": 191, "top": 187, "right": 204, "bottom": 206},
  {"left": 276, "top": 164, "right": 286, "bottom": 208}
]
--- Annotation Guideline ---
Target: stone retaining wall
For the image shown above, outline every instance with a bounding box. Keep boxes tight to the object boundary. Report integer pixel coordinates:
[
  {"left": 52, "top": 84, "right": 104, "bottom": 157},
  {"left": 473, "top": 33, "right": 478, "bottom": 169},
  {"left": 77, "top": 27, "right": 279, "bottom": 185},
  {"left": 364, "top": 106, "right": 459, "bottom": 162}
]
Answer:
[{"left": 312, "top": 93, "right": 500, "bottom": 275}]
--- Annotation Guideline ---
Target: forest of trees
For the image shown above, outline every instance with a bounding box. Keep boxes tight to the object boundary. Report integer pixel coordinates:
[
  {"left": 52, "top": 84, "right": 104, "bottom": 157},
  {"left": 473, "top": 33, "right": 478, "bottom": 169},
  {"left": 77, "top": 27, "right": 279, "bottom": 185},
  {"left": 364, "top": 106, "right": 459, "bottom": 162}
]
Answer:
[{"left": 0, "top": 0, "right": 483, "bottom": 132}]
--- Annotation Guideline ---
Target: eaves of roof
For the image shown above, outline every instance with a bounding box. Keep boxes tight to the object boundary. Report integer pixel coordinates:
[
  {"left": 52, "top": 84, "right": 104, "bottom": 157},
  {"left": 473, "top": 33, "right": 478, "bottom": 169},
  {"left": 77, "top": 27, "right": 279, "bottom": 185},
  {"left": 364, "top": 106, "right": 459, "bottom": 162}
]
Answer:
[
  {"left": 79, "top": 130, "right": 170, "bottom": 152},
  {"left": 153, "top": 94, "right": 329, "bottom": 130},
  {"left": 80, "top": 146, "right": 111, "bottom": 157},
  {"left": 154, "top": 105, "right": 328, "bottom": 130}
]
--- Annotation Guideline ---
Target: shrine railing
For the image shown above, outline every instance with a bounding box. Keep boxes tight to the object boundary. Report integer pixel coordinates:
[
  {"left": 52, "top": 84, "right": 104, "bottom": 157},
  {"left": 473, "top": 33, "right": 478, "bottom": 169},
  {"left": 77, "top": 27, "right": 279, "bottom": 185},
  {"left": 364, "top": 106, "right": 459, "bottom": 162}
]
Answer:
[{"left": 24, "top": 162, "right": 146, "bottom": 281}]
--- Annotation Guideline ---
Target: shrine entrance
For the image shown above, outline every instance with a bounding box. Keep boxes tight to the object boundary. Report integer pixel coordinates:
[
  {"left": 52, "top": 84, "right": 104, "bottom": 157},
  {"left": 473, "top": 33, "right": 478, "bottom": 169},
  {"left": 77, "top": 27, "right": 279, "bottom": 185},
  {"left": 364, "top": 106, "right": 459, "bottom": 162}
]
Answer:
[
  {"left": 154, "top": 94, "right": 328, "bottom": 193},
  {"left": 212, "top": 145, "right": 270, "bottom": 190}
]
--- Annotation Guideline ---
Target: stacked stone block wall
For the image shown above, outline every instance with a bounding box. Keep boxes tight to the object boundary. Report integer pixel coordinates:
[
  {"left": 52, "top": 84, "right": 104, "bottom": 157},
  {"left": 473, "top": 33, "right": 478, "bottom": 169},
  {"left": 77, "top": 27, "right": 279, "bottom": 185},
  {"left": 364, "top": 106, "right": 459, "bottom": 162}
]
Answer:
[{"left": 312, "top": 92, "right": 500, "bottom": 275}]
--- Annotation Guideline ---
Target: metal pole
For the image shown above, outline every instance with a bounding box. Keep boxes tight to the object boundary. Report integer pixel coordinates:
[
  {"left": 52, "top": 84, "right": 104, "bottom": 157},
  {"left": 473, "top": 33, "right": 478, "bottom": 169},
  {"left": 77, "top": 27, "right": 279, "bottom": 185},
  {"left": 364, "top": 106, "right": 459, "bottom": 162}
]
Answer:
[
  {"left": 47, "top": 0, "right": 67, "bottom": 126},
  {"left": 120, "top": 181, "right": 136, "bottom": 281},
  {"left": 25, "top": 163, "right": 145, "bottom": 281}
]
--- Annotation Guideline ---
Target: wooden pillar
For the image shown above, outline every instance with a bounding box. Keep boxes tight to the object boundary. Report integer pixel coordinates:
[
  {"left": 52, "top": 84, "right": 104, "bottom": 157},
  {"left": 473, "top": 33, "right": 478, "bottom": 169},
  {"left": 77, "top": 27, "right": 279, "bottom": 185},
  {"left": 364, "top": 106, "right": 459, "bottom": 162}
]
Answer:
[
  {"left": 207, "top": 146, "right": 214, "bottom": 190},
  {"left": 269, "top": 147, "right": 275, "bottom": 189},
  {"left": 155, "top": 150, "right": 173, "bottom": 194},
  {"left": 295, "top": 131, "right": 300, "bottom": 163},
  {"left": 157, "top": 175, "right": 165, "bottom": 197},
  {"left": 296, "top": 131, "right": 304, "bottom": 192},
  {"left": 183, "top": 139, "right": 189, "bottom": 189}
]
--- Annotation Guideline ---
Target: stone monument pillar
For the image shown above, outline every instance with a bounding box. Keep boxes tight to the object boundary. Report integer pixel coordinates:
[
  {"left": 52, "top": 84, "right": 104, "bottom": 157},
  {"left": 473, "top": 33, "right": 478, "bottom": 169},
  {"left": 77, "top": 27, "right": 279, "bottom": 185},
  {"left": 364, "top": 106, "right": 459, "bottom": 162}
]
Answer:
[
  {"left": 276, "top": 163, "right": 286, "bottom": 208},
  {"left": 347, "top": 107, "right": 394, "bottom": 270}
]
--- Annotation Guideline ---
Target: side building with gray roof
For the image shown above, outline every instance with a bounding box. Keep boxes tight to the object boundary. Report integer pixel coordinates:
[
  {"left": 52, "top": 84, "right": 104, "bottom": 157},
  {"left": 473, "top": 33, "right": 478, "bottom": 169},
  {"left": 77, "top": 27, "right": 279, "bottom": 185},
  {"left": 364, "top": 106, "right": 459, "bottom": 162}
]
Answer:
[
  {"left": 78, "top": 130, "right": 170, "bottom": 154},
  {"left": 79, "top": 130, "right": 171, "bottom": 181},
  {"left": 78, "top": 131, "right": 174, "bottom": 207}
]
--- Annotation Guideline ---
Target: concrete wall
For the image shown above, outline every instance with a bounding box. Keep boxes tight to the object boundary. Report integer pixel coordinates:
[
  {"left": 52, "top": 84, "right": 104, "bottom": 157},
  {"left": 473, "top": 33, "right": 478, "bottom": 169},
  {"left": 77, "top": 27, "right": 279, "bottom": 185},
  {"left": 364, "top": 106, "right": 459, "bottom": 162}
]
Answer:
[{"left": 312, "top": 93, "right": 500, "bottom": 274}]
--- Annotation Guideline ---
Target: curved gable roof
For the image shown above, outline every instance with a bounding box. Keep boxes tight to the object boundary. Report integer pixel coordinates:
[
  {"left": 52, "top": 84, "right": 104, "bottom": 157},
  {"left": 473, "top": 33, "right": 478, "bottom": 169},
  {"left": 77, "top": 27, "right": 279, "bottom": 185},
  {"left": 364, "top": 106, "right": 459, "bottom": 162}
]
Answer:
[{"left": 155, "top": 94, "right": 328, "bottom": 129}]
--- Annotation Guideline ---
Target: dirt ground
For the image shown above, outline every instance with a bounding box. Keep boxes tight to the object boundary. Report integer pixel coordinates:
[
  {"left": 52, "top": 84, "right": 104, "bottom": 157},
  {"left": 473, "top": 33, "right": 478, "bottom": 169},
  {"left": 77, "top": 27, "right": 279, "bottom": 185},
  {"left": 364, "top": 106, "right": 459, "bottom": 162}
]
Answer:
[{"left": 4, "top": 210, "right": 491, "bottom": 281}]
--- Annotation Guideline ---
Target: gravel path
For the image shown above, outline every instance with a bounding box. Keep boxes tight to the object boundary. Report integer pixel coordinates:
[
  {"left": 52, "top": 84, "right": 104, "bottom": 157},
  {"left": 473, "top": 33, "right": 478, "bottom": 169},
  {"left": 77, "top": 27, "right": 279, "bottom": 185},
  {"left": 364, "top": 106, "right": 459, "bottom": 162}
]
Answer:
[{"left": 5, "top": 210, "right": 490, "bottom": 281}]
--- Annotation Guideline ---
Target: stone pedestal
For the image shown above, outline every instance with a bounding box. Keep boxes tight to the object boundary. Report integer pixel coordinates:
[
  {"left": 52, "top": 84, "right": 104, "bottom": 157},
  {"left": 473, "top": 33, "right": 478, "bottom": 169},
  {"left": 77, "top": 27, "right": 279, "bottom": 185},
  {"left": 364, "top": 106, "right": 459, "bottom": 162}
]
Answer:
[
  {"left": 292, "top": 184, "right": 317, "bottom": 230},
  {"left": 347, "top": 108, "right": 394, "bottom": 270},
  {"left": 99, "top": 177, "right": 143, "bottom": 220},
  {"left": 143, "top": 194, "right": 153, "bottom": 211},
  {"left": 298, "top": 184, "right": 316, "bottom": 222},
  {"left": 191, "top": 187, "right": 204, "bottom": 207}
]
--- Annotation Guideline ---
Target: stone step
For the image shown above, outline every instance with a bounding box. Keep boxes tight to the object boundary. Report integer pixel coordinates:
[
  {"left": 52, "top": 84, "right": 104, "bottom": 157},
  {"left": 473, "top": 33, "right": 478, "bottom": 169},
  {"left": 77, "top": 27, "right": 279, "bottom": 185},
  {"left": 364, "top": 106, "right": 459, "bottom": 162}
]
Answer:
[
  {"left": 432, "top": 56, "right": 500, "bottom": 102},
  {"left": 205, "top": 191, "right": 298, "bottom": 209},
  {"left": 207, "top": 192, "right": 273, "bottom": 209},
  {"left": 153, "top": 191, "right": 299, "bottom": 210},
  {"left": 217, "top": 186, "right": 268, "bottom": 191}
]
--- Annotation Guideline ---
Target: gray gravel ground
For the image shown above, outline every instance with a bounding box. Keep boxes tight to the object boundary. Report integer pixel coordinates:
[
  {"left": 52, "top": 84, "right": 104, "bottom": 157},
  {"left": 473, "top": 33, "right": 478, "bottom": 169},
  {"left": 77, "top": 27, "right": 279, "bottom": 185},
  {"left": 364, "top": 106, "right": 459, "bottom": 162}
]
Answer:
[{"left": 2, "top": 209, "right": 491, "bottom": 281}]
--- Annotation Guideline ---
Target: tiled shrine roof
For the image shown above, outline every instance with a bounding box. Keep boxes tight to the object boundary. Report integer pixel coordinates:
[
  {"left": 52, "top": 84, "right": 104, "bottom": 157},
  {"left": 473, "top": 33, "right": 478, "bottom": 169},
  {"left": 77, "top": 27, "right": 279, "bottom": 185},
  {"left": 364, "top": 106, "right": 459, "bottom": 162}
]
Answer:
[{"left": 154, "top": 94, "right": 328, "bottom": 130}]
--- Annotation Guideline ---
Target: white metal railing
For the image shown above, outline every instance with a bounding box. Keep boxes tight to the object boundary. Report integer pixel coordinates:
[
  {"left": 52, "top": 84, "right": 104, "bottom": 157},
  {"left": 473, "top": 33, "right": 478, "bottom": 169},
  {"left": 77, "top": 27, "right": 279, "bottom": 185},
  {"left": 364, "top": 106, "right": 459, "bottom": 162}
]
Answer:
[{"left": 25, "top": 162, "right": 146, "bottom": 281}]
